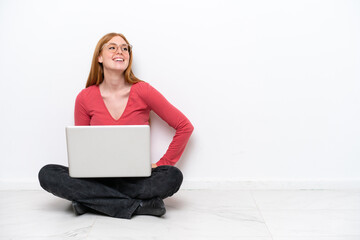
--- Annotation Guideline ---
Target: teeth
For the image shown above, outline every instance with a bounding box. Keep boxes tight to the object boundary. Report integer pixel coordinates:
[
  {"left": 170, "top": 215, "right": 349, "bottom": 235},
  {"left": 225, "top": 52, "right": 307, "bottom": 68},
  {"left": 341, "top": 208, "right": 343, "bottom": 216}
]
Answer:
[{"left": 115, "top": 59, "right": 123, "bottom": 62}]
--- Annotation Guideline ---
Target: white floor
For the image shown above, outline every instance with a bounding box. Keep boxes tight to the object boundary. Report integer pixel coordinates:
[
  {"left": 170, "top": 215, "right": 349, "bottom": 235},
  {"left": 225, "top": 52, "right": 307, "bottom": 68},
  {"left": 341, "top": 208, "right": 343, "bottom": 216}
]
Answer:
[{"left": 1, "top": 189, "right": 360, "bottom": 240}]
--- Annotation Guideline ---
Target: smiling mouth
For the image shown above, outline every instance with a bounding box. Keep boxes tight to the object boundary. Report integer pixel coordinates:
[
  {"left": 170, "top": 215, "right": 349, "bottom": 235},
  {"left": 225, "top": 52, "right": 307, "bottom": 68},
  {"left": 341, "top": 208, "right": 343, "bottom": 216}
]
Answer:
[{"left": 114, "top": 59, "right": 124, "bottom": 62}]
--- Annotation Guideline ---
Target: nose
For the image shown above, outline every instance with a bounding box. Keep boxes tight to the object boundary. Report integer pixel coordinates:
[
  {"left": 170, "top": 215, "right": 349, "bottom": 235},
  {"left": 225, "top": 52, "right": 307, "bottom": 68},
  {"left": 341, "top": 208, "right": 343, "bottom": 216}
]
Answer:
[{"left": 115, "top": 46, "right": 123, "bottom": 54}]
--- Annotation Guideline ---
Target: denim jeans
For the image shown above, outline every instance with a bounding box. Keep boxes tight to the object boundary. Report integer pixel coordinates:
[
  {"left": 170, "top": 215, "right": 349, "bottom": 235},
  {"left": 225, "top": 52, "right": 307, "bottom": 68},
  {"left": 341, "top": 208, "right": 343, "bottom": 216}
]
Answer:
[{"left": 38, "top": 164, "right": 183, "bottom": 219}]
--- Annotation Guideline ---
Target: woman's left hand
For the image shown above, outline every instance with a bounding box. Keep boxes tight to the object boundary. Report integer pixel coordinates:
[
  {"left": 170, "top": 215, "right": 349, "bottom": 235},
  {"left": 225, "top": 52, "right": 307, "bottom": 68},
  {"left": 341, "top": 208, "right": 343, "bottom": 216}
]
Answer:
[{"left": 152, "top": 163, "right": 158, "bottom": 168}]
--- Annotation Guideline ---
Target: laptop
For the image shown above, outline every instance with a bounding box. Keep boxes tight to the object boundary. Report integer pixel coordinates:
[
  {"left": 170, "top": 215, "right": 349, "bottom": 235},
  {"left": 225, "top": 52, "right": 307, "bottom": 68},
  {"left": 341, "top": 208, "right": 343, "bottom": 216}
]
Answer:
[{"left": 66, "top": 125, "right": 151, "bottom": 178}]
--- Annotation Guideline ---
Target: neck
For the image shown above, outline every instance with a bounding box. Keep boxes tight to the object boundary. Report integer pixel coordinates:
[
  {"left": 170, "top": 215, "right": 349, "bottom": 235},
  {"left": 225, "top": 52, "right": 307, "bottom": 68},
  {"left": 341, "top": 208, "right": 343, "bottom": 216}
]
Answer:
[{"left": 101, "top": 71, "right": 128, "bottom": 91}]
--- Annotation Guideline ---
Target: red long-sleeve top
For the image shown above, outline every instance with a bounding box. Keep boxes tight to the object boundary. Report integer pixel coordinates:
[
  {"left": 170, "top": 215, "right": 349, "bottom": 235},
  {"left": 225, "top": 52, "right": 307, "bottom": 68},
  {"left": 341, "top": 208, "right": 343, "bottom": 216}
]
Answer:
[{"left": 74, "top": 81, "right": 194, "bottom": 166}]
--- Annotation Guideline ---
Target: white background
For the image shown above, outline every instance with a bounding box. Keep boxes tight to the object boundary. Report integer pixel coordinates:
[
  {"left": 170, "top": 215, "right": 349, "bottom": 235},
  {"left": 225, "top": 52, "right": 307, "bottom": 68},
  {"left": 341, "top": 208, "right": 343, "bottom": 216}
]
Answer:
[{"left": 0, "top": 0, "right": 359, "bottom": 187}]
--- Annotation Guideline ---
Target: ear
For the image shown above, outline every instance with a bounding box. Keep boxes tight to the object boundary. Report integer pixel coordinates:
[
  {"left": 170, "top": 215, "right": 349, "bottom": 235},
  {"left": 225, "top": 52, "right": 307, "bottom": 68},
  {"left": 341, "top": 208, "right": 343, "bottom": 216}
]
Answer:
[{"left": 98, "top": 55, "right": 103, "bottom": 63}]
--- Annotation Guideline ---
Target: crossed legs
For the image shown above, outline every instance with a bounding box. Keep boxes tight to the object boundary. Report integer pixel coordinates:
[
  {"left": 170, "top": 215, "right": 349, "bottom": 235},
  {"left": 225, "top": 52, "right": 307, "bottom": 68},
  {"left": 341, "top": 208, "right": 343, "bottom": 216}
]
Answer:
[{"left": 38, "top": 164, "right": 183, "bottom": 219}]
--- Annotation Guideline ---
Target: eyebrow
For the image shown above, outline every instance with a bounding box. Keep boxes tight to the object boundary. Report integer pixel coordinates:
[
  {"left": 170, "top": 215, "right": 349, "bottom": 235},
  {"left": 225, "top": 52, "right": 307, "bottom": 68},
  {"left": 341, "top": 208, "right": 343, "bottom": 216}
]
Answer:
[{"left": 108, "top": 42, "right": 127, "bottom": 45}]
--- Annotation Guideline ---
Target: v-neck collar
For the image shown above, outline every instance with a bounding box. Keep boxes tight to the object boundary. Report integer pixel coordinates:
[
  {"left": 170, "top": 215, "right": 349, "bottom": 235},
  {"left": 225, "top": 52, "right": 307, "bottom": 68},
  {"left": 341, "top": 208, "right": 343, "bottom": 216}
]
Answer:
[{"left": 97, "top": 84, "right": 134, "bottom": 121}]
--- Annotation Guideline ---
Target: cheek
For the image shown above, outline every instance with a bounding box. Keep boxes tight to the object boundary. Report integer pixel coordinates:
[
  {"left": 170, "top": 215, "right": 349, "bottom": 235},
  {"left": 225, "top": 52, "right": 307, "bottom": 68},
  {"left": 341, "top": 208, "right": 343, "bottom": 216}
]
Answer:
[{"left": 124, "top": 56, "right": 130, "bottom": 64}]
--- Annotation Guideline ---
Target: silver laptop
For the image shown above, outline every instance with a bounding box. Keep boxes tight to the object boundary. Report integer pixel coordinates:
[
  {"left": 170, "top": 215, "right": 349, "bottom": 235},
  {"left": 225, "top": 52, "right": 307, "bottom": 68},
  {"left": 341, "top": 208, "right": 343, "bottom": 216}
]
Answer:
[{"left": 66, "top": 125, "right": 151, "bottom": 178}]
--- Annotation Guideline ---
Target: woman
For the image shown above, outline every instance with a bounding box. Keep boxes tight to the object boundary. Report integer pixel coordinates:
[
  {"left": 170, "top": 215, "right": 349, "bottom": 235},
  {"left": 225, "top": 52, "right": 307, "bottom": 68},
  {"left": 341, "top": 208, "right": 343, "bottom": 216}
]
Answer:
[{"left": 38, "top": 32, "right": 194, "bottom": 219}]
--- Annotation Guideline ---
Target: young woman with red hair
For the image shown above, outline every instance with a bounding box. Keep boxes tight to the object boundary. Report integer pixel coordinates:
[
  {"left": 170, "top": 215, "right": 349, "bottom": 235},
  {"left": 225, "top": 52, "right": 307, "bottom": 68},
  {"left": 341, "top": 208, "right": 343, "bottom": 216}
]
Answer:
[{"left": 38, "top": 33, "right": 194, "bottom": 219}]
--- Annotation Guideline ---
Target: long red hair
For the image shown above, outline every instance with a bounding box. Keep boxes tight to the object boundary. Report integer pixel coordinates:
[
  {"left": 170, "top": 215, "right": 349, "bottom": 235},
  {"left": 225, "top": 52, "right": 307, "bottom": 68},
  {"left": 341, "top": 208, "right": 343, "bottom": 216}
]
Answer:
[{"left": 86, "top": 33, "right": 142, "bottom": 88}]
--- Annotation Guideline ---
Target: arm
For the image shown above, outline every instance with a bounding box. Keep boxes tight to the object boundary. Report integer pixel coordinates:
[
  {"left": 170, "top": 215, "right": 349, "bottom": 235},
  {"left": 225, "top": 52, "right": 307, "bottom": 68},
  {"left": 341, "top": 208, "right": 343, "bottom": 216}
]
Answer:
[
  {"left": 141, "top": 83, "right": 194, "bottom": 166},
  {"left": 74, "top": 91, "right": 91, "bottom": 126}
]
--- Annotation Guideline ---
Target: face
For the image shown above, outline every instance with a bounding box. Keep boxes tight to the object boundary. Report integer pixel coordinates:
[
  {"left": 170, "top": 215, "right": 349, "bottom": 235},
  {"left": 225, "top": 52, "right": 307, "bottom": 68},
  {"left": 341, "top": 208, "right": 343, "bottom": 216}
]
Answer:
[{"left": 98, "top": 36, "right": 130, "bottom": 73}]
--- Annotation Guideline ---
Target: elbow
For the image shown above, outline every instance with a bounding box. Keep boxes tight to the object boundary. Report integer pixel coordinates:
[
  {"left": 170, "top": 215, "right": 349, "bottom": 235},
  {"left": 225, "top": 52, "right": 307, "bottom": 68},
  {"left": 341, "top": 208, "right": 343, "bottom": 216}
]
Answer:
[
  {"left": 188, "top": 121, "right": 194, "bottom": 134},
  {"left": 182, "top": 119, "right": 194, "bottom": 134},
  {"left": 175, "top": 117, "right": 194, "bottom": 134}
]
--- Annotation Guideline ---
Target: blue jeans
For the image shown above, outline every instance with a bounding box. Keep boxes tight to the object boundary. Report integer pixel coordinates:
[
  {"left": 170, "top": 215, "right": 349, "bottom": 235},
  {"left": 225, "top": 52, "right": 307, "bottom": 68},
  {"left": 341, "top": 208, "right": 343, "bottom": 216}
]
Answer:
[{"left": 38, "top": 164, "right": 183, "bottom": 219}]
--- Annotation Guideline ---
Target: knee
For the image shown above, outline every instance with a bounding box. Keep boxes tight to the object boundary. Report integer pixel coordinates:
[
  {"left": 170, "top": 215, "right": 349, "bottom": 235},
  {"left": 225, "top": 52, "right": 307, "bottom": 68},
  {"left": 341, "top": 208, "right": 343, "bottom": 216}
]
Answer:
[
  {"left": 168, "top": 166, "right": 183, "bottom": 189},
  {"left": 162, "top": 166, "right": 183, "bottom": 196},
  {"left": 38, "top": 164, "right": 66, "bottom": 190},
  {"left": 38, "top": 164, "right": 49, "bottom": 183},
  {"left": 38, "top": 164, "right": 53, "bottom": 189}
]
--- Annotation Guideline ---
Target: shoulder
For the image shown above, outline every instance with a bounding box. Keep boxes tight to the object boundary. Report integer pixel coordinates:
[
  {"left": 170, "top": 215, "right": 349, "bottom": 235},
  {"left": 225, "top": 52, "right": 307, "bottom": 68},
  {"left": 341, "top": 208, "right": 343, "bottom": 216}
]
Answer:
[
  {"left": 76, "top": 85, "right": 98, "bottom": 104},
  {"left": 77, "top": 85, "right": 98, "bottom": 98},
  {"left": 131, "top": 81, "right": 164, "bottom": 104},
  {"left": 132, "top": 81, "right": 161, "bottom": 94},
  {"left": 132, "top": 81, "right": 150, "bottom": 90},
  {"left": 131, "top": 81, "right": 151, "bottom": 96}
]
